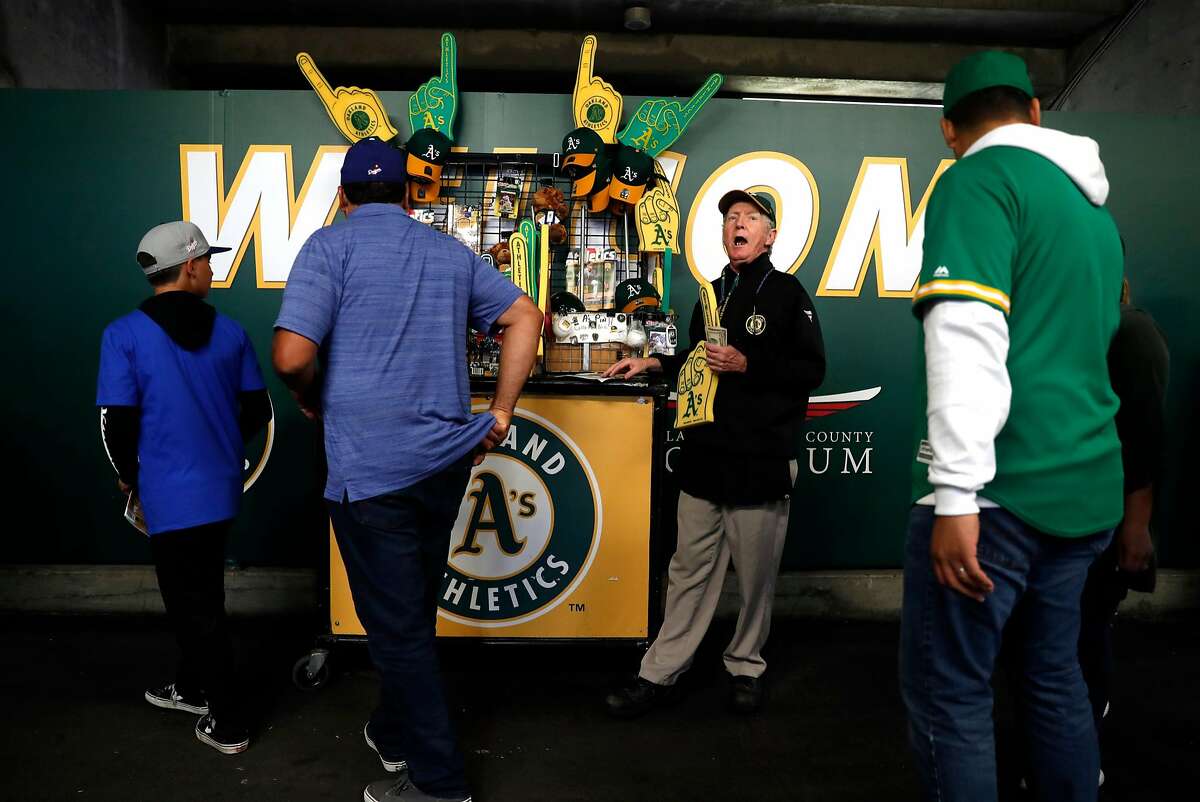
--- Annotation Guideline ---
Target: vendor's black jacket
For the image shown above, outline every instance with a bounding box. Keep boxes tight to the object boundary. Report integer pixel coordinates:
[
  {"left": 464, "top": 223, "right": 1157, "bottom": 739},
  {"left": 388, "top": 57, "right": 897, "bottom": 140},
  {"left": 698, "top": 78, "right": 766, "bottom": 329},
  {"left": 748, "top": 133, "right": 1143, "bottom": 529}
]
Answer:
[{"left": 658, "top": 253, "right": 826, "bottom": 504}]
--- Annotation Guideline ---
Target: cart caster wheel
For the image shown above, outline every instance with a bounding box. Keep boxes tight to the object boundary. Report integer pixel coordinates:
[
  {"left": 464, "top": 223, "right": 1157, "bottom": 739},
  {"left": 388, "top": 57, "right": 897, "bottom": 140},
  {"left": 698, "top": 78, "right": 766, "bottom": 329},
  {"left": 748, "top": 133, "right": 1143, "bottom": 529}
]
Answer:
[{"left": 292, "top": 649, "right": 331, "bottom": 690}]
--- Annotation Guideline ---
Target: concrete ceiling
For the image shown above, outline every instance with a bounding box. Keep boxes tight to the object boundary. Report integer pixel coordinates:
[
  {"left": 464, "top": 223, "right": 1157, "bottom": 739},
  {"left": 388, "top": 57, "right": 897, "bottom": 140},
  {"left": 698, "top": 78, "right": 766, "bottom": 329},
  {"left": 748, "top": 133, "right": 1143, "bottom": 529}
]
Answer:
[{"left": 160, "top": 0, "right": 1135, "bottom": 102}]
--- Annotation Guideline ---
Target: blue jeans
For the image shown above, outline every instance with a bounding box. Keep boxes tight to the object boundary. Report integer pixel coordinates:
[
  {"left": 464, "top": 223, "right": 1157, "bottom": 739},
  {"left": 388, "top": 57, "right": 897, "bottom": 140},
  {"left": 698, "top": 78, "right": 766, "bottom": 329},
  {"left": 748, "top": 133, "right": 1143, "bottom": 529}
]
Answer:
[
  {"left": 327, "top": 456, "right": 473, "bottom": 797},
  {"left": 899, "top": 505, "right": 1111, "bottom": 802}
]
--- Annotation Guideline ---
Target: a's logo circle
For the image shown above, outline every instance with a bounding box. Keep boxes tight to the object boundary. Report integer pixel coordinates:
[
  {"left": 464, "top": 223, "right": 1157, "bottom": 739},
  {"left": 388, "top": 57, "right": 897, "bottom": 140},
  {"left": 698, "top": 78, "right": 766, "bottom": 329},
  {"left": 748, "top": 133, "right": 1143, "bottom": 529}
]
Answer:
[
  {"left": 583, "top": 96, "right": 611, "bottom": 127},
  {"left": 346, "top": 103, "right": 377, "bottom": 136},
  {"left": 440, "top": 409, "right": 601, "bottom": 626}
]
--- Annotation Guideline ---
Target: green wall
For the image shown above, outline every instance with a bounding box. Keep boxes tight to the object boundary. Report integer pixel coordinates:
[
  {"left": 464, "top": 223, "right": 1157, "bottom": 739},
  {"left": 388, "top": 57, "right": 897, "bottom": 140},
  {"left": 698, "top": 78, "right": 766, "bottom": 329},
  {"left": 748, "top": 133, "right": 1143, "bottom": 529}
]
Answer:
[{"left": 1, "top": 89, "right": 1194, "bottom": 569}]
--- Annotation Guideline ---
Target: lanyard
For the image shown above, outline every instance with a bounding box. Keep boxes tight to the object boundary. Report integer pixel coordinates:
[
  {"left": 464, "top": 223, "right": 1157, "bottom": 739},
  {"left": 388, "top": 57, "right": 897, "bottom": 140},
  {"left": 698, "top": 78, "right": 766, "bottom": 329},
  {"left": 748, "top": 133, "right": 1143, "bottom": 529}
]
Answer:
[{"left": 718, "top": 267, "right": 773, "bottom": 325}]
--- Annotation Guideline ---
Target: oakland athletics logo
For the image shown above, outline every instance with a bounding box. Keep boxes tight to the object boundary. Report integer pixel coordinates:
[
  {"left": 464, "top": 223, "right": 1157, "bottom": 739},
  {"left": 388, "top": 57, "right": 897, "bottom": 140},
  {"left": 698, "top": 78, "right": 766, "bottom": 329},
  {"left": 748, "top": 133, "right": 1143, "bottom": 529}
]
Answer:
[
  {"left": 344, "top": 102, "right": 378, "bottom": 137},
  {"left": 440, "top": 409, "right": 601, "bottom": 626}
]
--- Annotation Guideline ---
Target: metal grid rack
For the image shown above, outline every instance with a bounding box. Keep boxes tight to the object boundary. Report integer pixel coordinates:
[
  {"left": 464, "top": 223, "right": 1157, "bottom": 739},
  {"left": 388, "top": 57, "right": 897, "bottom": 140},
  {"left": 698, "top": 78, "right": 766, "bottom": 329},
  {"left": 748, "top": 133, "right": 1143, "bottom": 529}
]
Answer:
[{"left": 412, "top": 151, "right": 654, "bottom": 302}]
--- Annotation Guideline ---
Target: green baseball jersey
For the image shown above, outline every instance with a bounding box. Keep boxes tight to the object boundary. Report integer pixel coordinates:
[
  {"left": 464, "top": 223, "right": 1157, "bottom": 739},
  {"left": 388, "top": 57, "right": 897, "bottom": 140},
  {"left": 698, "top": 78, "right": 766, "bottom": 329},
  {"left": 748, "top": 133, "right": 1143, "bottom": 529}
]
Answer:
[{"left": 912, "top": 143, "right": 1124, "bottom": 537}]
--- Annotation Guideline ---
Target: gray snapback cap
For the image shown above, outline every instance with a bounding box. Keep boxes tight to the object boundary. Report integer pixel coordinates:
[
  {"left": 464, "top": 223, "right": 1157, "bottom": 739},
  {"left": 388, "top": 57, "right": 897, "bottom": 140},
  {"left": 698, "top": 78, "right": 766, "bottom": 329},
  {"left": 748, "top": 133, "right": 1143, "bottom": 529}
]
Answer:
[{"left": 135, "top": 221, "right": 230, "bottom": 276}]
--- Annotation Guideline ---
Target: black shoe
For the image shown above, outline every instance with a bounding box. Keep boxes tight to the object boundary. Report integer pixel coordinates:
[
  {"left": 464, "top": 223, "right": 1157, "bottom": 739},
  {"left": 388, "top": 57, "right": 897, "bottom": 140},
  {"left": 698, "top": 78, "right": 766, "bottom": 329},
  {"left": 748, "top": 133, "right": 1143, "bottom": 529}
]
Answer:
[
  {"left": 365, "top": 722, "right": 408, "bottom": 773},
  {"left": 729, "top": 674, "right": 764, "bottom": 714},
  {"left": 604, "top": 677, "right": 678, "bottom": 719},
  {"left": 364, "top": 776, "right": 471, "bottom": 802},
  {"left": 144, "top": 682, "right": 208, "bottom": 715},
  {"left": 195, "top": 714, "right": 249, "bottom": 754}
]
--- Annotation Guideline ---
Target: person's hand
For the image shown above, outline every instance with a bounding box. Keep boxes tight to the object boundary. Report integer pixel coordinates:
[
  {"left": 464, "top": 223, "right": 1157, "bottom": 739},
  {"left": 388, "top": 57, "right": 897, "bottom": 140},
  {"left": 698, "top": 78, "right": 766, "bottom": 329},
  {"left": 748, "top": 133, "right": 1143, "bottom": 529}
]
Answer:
[
  {"left": 1116, "top": 520, "right": 1154, "bottom": 573},
  {"left": 704, "top": 343, "right": 746, "bottom": 374},
  {"left": 296, "top": 52, "right": 399, "bottom": 142},
  {"left": 290, "top": 388, "right": 321, "bottom": 421},
  {"left": 618, "top": 74, "right": 722, "bottom": 156},
  {"left": 572, "top": 35, "right": 623, "bottom": 144},
  {"left": 117, "top": 479, "right": 132, "bottom": 495},
  {"left": 930, "top": 514, "right": 994, "bottom": 602},
  {"left": 603, "top": 357, "right": 659, "bottom": 379},
  {"left": 475, "top": 407, "right": 512, "bottom": 465},
  {"left": 408, "top": 33, "right": 457, "bottom": 137}
]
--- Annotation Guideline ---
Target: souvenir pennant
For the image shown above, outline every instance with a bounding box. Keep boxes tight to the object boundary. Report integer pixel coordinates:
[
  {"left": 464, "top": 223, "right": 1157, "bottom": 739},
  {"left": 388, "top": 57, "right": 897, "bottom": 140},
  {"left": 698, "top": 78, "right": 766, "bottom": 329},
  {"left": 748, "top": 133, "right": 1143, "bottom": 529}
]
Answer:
[
  {"left": 675, "top": 281, "right": 720, "bottom": 429},
  {"left": 618, "top": 73, "right": 723, "bottom": 157},
  {"left": 538, "top": 223, "right": 552, "bottom": 311},
  {"left": 572, "top": 35, "right": 624, "bottom": 145},
  {"left": 296, "top": 52, "right": 399, "bottom": 142},
  {"left": 518, "top": 219, "right": 538, "bottom": 301},
  {"left": 635, "top": 164, "right": 679, "bottom": 253},
  {"left": 537, "top": 223, "right": 552, "bottom": 358},
  {"left": 509, "top": 228, "right": 532, "bottom": 299},
  {"left": 408, "top": 33, "right": 458, "bottom": 138}
]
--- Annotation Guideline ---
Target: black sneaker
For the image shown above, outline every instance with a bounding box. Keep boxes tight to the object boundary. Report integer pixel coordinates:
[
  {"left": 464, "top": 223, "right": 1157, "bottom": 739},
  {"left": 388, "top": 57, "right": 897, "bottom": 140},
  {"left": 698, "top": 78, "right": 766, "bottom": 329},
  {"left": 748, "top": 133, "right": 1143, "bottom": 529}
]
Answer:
[
  {"left": 364, "top": 722, "right": 408, "bottom": 773},
  {"left": 603, "top": 677, "right": 679, "bottom": 719},
  {"left": 364, "top": 776, "right": 471, "bottom": 802},
  {"left": 144, "top": 683, "right": 208, "bottom": 715},
  {"left": 195, "top": 714, "right": 249, "bottom": 754},
  {"left": 729, "top": 674, "right": 764, "bottom": 714}
]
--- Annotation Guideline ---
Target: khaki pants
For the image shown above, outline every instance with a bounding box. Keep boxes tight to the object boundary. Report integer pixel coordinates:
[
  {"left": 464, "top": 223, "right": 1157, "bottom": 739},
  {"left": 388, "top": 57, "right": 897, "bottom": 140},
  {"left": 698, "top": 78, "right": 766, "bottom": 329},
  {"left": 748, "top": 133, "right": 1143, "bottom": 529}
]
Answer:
[{"left": 639, "top": 462, "right": 795, "bottom": 684}]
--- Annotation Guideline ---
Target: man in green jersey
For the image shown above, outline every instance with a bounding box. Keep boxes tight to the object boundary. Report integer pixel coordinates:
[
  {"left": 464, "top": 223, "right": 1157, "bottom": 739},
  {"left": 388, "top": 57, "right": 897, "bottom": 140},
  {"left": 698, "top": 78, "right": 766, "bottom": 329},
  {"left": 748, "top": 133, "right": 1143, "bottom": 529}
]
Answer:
[{"left": 899, "top": 51, "right": 1123, "bottom": 802}]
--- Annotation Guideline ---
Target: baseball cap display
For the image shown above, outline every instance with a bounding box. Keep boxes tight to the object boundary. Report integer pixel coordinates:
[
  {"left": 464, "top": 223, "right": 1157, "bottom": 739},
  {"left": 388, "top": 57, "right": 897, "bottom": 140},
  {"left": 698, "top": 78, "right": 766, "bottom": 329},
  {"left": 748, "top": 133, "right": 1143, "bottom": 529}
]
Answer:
[
  {"left": 562, "top": 127, "right": 605, "bottom": 173},
  {"left": 942, "top": 50, "right": 1035, "bottom": 115},
  {"left": 135, "top": 221, "right": 230, "bottom": 276},
  {"left": 550, "top": 291, "right": 587, "bottom": 314},
  {"left": 406, "top": 127, "right": 453, "bottom": 185},
  {"left": 718, "top": 189, "right": 776, "bottom": 226},
  {"left": 608, "top": 146, "right": 655, "bottom": 207},
  {"left": 340, "top": 136, "right": 406, "bottom": 185},
  {"left": 615, "top": 278, "right": 661, "bottom": 314}
]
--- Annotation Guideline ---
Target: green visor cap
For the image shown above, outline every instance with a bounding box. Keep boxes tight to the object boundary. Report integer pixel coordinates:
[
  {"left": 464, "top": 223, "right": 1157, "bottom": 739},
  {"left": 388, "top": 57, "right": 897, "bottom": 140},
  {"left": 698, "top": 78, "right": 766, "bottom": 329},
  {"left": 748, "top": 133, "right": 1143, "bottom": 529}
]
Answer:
[
  {"left": 608, "top": 146, "right": 656, "bottom": 206},
  {"left": 718, "top": 189, "right": 775, "bottom": 226},
  {"left": 615, "top": 278, "right": 661, "bottom": 314},
  {"left": 406, "top": 127, "right": 453, "bottom": 185},
  {"left": 943, "top": 50, "right": 1034, "bottom": 115},
  {"left": 561, "top": 127, "right": 606, "bottom": 176}
]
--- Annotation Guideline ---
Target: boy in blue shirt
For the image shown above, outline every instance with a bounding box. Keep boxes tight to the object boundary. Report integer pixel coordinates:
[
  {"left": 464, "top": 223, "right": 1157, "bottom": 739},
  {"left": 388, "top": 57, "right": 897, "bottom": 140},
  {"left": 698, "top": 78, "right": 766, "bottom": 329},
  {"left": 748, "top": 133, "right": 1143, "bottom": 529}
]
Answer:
[{"left": 97, "top": 220, "right": 271, "bottom": 755}]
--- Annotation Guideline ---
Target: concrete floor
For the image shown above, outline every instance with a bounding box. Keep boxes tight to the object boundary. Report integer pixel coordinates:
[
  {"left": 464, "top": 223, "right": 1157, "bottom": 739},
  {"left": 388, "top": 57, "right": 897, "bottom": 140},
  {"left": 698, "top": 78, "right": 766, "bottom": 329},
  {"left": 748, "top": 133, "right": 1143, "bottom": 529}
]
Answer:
[{"left": 1, "top": 614, "right": 1196, "bottom": 801}]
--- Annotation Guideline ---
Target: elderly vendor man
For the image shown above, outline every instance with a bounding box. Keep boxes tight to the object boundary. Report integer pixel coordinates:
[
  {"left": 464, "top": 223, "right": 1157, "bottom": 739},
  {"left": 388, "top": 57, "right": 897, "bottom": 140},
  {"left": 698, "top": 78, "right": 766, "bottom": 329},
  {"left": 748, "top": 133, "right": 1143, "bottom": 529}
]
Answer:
[{"left": 602, "top": 188, "right": 826, "bottom": 716}]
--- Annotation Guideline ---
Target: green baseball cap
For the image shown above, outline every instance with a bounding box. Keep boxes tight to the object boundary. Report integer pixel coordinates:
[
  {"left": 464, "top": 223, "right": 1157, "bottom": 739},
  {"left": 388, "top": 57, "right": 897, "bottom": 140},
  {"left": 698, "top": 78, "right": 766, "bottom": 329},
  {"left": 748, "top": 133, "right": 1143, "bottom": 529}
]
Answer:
[
  {"left": 405, "top": 127, "right": 452, "bottom": 185},
  {"left": 609, "top": 145, "right": 656, "bottom": 207},
  {"left": 718, "top": 189, "right": 776, "bottom": 226},
  {"left": 615, "top": 278, "right": 661, "bottom": 314},
  {"left": 942, "top": 51, "right": 1034, "bottom": 115}
]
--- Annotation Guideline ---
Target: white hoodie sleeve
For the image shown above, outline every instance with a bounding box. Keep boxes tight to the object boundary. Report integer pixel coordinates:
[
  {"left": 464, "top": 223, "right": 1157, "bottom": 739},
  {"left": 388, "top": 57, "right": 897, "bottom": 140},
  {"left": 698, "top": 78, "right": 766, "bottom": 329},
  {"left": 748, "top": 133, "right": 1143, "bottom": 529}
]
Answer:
[{"left": 923, "top": 299, "right": 1011, "bottom": 515}]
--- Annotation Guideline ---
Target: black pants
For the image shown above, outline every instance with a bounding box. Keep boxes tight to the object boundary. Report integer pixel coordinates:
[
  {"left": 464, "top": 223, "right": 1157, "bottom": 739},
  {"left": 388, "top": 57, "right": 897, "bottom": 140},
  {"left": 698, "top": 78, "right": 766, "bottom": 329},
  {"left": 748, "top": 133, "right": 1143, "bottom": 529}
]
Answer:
[
  {"left": 327, "top": 456, "right": 473, "bottom": 797},
  {"left": 149, "top": 519, "right": 239, "bottom": 726},
  {"left": 1077, "top": 542, "right": 1129, "bottom": 737}
]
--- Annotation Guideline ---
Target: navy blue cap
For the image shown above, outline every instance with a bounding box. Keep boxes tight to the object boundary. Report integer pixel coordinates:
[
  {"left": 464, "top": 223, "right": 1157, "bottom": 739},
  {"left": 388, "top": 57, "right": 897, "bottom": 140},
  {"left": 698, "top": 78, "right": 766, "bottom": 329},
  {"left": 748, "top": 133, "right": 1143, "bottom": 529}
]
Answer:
[{"left": 340, "top": 137, "right": 406, "bottom": 185}]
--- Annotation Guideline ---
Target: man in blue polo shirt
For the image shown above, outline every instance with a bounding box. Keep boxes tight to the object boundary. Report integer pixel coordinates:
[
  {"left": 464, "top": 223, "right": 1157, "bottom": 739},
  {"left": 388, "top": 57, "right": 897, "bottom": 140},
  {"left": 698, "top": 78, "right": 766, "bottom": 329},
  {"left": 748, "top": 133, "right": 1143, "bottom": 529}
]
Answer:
[
  {"left": 273, "top": 136, "right": 542, "bottom": 802},
  {"left": 97, "top": 220, "right": 271, "bottom": 755}
]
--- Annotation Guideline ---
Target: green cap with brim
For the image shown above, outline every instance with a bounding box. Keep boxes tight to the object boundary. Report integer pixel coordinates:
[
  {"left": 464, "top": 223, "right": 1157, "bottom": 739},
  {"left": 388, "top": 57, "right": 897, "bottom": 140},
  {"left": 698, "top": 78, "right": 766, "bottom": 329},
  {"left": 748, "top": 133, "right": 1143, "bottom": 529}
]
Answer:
[
  {"left": 615, "top": 278, "right": 661, "bottom": 314},
  {"left": 942, "top": 50, "right": 1034, "bottom": 116},
  {"left": 718, "top": 189, "right": 776, "bottom": 227}
]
